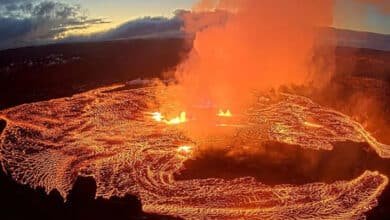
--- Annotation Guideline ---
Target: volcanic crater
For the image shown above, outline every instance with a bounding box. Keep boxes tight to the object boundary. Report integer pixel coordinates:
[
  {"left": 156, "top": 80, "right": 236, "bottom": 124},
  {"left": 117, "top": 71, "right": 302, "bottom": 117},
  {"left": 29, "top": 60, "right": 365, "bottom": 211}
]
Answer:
[{"left": 0, "top": 83, "right": 389, "bottom": 219}]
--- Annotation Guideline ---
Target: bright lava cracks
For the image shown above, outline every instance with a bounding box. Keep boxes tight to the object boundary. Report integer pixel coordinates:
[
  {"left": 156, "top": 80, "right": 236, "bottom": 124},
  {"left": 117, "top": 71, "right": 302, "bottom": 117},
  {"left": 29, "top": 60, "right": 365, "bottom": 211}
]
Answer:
[{"left": 0, "top": 84, "right": 389, "bottom": 219}]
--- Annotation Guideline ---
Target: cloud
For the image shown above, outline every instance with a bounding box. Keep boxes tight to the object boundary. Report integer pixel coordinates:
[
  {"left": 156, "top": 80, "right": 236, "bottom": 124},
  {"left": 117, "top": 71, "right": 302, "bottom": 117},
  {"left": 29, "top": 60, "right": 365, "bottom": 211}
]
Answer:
[
  {"left": 102, "top": 10, "right": 228, "bottom": 39},
  {"left": 62, "top": 10, "right": 229, "bottom": 43},
  {"left": 0, "top": 4, "right": 227, "bottom": 49},
  {"left": 0, "top": 0, "right": 108, "bottom": 49},
  {"left": 98, "top": 15, "right": 184, "bottom": 40},
  {"left": 0, "top": 1, "right": 388, "bottom": 51}
]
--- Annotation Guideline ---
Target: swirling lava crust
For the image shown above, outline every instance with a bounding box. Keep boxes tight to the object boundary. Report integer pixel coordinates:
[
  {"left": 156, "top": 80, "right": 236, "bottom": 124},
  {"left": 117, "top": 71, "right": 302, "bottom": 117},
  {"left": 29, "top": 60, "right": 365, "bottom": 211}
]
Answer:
[{"left": 0, "top": 85, "right": 388, "bottom": 219}]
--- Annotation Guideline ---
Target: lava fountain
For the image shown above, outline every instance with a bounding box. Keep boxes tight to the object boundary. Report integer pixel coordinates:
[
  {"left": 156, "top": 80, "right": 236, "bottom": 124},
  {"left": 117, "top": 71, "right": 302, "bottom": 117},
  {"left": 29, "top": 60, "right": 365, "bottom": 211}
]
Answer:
[{"left": 150, "top": 111, "right": 187, "bottom": 125}]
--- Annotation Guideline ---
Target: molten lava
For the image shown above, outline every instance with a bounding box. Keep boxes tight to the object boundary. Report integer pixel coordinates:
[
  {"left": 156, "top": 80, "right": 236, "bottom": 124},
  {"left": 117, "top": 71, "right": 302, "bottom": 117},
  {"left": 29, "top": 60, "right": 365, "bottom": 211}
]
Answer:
[
  {"left": 150, "top": 111, "right": 187, "bottom": 125},
  {"left": 166, "top": 112, "right": 187, "bottom": 125},
  {"left": 0, "top": 85, "right": 389, "bottom": 219},
  {"left": 177, "top": 145, "right": 193, "bottom": 155},
  {"left": 303, "top": 121, "right": 323, "bottom": 128},
  {"left": 217, "top": 109, "right": 232, "bottom": 117},
  {"left": 151, "top": 112, "right": 163, "bottom": 122}
]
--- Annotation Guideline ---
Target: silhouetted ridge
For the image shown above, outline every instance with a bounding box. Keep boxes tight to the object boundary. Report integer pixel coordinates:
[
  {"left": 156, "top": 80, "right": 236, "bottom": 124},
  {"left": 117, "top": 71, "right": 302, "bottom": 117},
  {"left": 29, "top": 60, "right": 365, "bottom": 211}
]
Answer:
[
  {"left": 65, "top": 176, "right": 181, "bottom": 220},
  {"left": 0, "top": 118, "right": 5, "bottom": 135},
  {"left": 0, "top": 169, "right": 181, "bottom": 220}
]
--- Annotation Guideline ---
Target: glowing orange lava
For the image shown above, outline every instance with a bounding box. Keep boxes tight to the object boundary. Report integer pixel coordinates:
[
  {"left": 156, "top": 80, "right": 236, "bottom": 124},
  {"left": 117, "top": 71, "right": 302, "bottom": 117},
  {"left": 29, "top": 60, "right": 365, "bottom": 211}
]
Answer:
[
  {"left": 0, "top": 85, "right": 389, "bottom": 219},
  {"left": 151, "top": 112, "right": 163, "bottom": 122},
  {"left": 217, "top": 109, "right": 232, "bottom": 117},
  {"left": 177, "top": 145, "right": 193, "bottom": 155},
  {"left": 303, "top": 121, "right": 323, "bottom": 128},
  {"left": 150, "top": 111, "right": 187, "bottom": 125}
]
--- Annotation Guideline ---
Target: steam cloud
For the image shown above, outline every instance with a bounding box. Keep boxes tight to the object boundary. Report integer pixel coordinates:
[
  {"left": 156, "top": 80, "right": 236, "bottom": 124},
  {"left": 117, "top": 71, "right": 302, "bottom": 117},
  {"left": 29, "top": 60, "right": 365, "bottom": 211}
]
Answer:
[{"left": 173, "top": 0, "right": 335, "bottom": 113}]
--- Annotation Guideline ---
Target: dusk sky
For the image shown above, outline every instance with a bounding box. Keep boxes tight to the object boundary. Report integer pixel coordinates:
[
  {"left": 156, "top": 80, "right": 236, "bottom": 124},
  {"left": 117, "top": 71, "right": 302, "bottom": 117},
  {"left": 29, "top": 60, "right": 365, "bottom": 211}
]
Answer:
[
  {"left": 66, "top": 0, "right": 196, "bottom": 32},
  {"left": 72, "top": 0, "right": 389, "bottom": 34},
  {"left": 0, "top": 0, "right": 389, "bottom": 49}
]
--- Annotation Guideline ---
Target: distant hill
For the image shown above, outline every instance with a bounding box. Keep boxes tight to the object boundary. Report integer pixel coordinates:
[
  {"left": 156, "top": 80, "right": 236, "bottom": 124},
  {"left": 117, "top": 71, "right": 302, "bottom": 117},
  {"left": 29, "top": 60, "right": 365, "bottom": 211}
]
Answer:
[
  {"left": 0, "top": 38, "right": 190, "bottom": 109},
  {"left": 0, "top": 34, "right": 389, "bottom": 110},
  {"left": 330, "top": 28, "right": 390, "bottom": 51}
]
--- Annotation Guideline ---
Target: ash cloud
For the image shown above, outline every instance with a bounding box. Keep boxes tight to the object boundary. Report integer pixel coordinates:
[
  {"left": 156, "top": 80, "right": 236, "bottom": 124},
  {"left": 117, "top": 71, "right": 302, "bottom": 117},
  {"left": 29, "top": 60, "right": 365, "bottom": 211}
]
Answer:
[{"left": 0, "top": 0, "right": 108, "bottom": 49}]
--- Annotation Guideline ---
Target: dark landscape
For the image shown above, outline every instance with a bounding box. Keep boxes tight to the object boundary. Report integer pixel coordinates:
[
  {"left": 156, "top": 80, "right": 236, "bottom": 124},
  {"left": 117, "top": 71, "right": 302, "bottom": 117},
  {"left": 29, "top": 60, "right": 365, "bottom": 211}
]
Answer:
[
  {"left": 0, "top": 33, "right": 390, "bottom": 220},
  {"left": 0, "top": 38, "right": 191, "bottom": 220}
]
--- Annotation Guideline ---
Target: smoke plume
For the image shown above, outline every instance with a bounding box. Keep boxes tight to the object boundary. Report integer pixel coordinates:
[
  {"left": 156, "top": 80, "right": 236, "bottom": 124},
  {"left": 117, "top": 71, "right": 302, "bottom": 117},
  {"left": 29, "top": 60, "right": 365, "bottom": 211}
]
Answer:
[{"left": 171, "top": 0, "right": 334, "bottom": 118}]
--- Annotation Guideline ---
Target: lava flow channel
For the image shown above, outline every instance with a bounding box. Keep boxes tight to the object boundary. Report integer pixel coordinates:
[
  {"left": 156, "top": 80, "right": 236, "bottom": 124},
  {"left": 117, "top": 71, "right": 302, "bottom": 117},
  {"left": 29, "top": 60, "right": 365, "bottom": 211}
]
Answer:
[{"left": 0, "top": 85, "right": 389, "bottom": 219}]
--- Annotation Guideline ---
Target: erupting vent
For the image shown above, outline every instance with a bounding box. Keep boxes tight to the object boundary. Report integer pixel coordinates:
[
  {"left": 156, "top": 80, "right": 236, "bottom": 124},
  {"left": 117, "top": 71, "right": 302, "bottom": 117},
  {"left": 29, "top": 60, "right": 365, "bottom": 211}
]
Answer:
[{"left": 0, "top": 85, "right": 389, "bottom": 219}]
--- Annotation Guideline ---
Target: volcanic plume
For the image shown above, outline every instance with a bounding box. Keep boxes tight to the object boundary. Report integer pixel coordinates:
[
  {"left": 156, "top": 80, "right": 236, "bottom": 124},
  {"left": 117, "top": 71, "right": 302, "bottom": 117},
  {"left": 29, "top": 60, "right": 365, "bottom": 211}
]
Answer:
[{"left": 172, "top": 0, "right": 335, "bottom": 118}]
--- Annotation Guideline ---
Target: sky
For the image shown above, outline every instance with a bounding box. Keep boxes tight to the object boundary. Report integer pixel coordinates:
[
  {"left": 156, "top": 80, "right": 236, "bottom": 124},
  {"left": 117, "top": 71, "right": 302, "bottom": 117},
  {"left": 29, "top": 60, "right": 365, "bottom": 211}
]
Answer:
[
  {"left": 0, "top": 0, "right": 388, "bottom": 50},
  {"left": 71, "top": 0, "right": 389, "bottom": 34},
  {"left": 334, "top": 0, "right": 390, "bottom": 34},
  {"left": 67, "top": 0, "right": 197, "bottom": 32}
]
